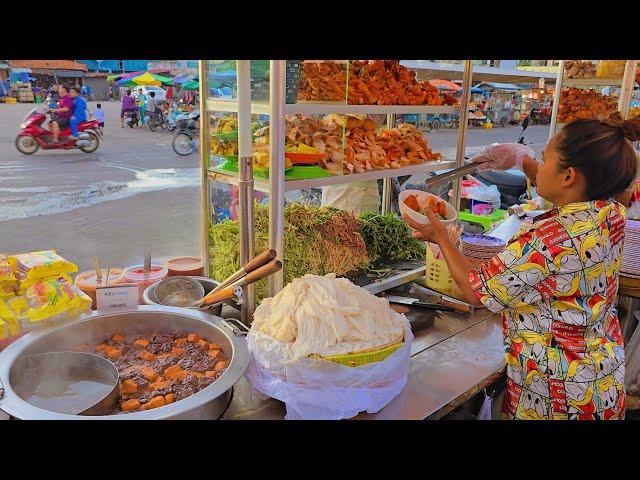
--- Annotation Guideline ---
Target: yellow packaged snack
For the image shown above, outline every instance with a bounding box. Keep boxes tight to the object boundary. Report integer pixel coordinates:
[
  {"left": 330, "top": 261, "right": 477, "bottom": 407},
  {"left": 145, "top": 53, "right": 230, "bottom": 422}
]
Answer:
[
  {"left": 1, "top": 282, "right": 17, "bottom": 298},
  {"left": 0, "top": 319, "right": 8, "bottom": 340},
  {"left": 8, "top": 250, "right": 78, "bottom": 281},
  {"left": 23, "top": 278, "right": 91, "bottom": 323},
  {"left": 0, "top": 254, "right": 15, "bottom": 283},
  {"left": 17, "top": 273, "right": 73, "bottom": 296},
  {"left": 0, "top": 297, "right": 17, "bottom": 322}
]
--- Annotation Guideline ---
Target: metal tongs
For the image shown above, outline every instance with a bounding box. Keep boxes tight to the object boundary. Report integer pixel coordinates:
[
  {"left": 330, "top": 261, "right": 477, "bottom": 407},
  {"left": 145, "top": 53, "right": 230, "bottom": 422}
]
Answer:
[{"left": 424, "top": 162, "right": 480, "bottom": 188}]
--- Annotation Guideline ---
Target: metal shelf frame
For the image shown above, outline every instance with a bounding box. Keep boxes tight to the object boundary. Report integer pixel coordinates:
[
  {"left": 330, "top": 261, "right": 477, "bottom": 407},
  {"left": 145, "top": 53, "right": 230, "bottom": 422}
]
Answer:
[{"left": 200, "top": 60, "right": 475, "bottom": 317}]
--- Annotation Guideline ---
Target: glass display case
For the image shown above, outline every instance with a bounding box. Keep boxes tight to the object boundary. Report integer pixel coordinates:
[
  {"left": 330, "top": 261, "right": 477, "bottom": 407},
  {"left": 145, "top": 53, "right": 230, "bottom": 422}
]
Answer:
[
  {"left": 549, "top": 60, "right": 638, "bottom": 138},
  {"left": 200, "top": 60, "right": 474, "bottom": 319}
]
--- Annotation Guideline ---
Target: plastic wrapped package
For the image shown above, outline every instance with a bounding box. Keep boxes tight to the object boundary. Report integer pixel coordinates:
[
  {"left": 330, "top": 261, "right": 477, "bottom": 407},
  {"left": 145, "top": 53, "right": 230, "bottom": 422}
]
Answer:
[
  {"left": 1, "top": 282, "right": 17, "bottom": 299},
  {"left": 16, "top": 273, "right": 73, "bottom": 296},
  {"left": 8, "top": 250, "right": 78, "bottom": 281},
  {"left": 0, "top": 254, "right": 15, "bottom": 283},
  {"left": 245, "top": 322, "right": 413, "bottom": 420},
  {"left": 21, "top": 278, "right": 92, "bottom": 324}
]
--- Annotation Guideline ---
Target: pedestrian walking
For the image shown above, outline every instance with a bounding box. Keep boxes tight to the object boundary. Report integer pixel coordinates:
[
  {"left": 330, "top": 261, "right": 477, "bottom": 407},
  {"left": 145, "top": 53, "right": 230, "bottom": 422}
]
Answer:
[{"left": 92, "top": 103, "right": 105, "bottom": 134}]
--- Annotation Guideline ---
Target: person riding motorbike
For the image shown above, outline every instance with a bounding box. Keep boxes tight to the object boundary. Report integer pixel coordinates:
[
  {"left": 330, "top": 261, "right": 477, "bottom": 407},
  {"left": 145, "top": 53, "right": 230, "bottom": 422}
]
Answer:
[
  {"left": 49, "top": 83, "right": 73, "bottom": 143},
  {"left": 69, "top": 86, "right": 88, "bottom": 139},
  {"left": 120, "top": 89, "right": 139, "bottom": 127}
]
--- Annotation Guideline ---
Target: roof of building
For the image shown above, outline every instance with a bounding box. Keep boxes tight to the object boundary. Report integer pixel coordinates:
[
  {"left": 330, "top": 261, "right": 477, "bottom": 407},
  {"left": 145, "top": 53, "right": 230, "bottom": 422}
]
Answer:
[{"left": 10, "top": 60, "right": 88, "bottom": 72}]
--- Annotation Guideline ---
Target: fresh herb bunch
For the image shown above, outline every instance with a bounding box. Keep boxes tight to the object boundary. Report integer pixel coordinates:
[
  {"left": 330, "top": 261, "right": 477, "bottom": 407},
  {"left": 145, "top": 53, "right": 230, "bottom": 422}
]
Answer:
[{"left": 358, "top": 211, "right": 425, "bottom": 263}]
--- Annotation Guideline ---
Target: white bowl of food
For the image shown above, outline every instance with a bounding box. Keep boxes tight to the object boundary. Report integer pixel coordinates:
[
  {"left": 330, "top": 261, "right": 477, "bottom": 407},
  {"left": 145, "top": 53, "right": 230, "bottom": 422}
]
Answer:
[{"left": 399, "top": 189, "right": 457, "bottom": 226}]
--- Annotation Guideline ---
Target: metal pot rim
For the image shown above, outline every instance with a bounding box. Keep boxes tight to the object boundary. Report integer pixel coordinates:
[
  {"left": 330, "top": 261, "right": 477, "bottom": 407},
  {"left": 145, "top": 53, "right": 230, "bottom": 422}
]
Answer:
[{"left": 0, "top": 306, "right": 249, "bottom": 420}]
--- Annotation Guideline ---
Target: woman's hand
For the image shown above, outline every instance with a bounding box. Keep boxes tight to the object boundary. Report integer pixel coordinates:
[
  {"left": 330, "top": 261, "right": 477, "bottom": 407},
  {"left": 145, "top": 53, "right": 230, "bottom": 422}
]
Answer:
[
  {"left": 472, "top": 143, "right": 535, "bottom": 171},
  {"left": 402, "top": 208, "right": 449, "bottom": 245}
]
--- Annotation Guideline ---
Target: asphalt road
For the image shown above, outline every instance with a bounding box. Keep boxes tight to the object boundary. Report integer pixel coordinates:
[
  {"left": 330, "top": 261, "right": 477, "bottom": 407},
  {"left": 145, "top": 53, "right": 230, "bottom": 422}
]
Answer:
[{"left": 0, "top": 101, "right": 551, "bottom": 271}]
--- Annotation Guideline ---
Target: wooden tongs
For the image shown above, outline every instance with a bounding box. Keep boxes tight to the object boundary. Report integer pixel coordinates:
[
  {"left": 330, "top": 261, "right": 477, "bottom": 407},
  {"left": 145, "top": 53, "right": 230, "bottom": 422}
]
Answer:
[{"left": 192, "top": 249, "right": 281, "bottom": 307}]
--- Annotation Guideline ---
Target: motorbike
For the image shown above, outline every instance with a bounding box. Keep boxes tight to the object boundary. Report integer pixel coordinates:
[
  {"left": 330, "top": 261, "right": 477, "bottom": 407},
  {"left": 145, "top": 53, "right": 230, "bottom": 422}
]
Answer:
[
  {"left": 172, "top": 111, "right": 200, "bottom": 156},
  {"left": 15, "top": 107, "right": 102, "bottom": 155},
  {"left": 472, "top": 111, "right": 533, "bottom": 208},
  {"left": 147, "top": 108, "right": 167, "bottom": 132},
  {"left": 123, "top": 108, "right": 140, "bottom": 128},
  {"left": 166, "top": 100, "right": 188, "bottom": 132}
]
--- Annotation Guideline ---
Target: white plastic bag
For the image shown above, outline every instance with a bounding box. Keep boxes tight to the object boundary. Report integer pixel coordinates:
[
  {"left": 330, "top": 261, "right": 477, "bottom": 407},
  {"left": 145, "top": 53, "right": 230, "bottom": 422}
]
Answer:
[
  {"left": 245, "top": 322, "right": 414, "bottom": 420},
  {"left": 477, "top": 390, "right": 493, "bottom": 420}
]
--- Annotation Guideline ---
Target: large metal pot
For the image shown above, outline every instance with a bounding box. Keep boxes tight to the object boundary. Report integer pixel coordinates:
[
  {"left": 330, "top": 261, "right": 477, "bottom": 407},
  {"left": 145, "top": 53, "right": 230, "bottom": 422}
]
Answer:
[{"left": 0, "top": 306, "right": 249, "bottom": 420}]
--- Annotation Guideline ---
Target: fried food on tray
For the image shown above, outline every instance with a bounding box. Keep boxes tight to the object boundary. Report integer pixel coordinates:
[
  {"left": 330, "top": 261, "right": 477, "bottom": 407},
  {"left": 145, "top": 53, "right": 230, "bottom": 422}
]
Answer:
[
  {"left": 558, "top": 87, "right": 618, "bottom": 123},
  {"left": 297, "top": 60, "right": 443, "bottom": 106},
  {"left": 285, "top": 115, "right": 442, "bottom": 174}
]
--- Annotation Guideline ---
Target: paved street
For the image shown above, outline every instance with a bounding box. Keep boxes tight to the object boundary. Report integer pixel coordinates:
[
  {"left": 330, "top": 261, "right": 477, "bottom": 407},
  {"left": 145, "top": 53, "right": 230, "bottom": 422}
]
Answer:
[
  {"left": 0, "top": 101, "right": 551, "bottom": 271},
  {"left": 0, "top": 102, "right": 201, "bottom": 271}
]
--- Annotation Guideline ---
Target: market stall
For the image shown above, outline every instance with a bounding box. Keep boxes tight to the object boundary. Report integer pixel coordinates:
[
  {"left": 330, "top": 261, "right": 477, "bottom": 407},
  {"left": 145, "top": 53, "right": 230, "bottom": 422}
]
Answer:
[{"left": 3, "top": 60, "right": 638, "bottom": 421}]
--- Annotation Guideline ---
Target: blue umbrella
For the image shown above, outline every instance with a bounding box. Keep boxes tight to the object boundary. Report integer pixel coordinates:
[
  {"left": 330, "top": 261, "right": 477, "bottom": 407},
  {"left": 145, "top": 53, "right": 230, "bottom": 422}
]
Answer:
[{"left": 173, "top": 74, "right": 191, "bottom": 84}]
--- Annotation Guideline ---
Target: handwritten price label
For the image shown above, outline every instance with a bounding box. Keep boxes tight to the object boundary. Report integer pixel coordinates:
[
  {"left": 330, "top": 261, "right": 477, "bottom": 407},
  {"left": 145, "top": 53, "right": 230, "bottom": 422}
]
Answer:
[{"left": 96, "top": 283, "right": 139, "bottom": 311}]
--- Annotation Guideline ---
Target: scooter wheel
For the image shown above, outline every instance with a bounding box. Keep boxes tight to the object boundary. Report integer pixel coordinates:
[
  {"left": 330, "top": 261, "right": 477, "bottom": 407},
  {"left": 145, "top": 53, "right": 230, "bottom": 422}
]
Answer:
[{"left": 15, "top": 135, "right": 39, "bottom": 155}]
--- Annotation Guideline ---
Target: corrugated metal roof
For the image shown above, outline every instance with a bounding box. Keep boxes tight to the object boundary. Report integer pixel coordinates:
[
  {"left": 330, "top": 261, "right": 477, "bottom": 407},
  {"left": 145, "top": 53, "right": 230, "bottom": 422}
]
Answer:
[
  {"left": 10, "top": 60, "right": 88, "bottom": 71},
  {"left": 476, "top": 82, "right": 521, "bottom": 91}
]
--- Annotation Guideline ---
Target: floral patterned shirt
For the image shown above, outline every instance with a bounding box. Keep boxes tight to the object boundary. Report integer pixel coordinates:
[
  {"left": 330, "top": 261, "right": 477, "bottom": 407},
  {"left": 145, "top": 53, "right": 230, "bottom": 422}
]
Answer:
[{"left": 469, "top": 200, "right": 626, "bottom": 420}]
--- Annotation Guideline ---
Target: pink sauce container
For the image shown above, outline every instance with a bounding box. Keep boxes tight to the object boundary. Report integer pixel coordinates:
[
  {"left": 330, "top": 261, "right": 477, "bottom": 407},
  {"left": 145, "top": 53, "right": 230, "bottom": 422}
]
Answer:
[{"left": 122, "top": 264, "right": 169, "bottom": 304}]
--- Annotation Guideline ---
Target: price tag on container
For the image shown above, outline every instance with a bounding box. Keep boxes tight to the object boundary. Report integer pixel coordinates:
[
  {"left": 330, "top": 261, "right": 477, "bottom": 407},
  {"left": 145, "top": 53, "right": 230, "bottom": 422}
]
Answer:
[{"left": 96, "top": 283, "right": 139, "bottom": 311}]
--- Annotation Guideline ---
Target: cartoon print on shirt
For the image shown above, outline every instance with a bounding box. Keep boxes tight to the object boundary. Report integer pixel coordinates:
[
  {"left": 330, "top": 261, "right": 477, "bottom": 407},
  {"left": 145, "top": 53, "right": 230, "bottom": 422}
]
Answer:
[{"left": 470, "top": 201, "right": 626, "bottom": 419}]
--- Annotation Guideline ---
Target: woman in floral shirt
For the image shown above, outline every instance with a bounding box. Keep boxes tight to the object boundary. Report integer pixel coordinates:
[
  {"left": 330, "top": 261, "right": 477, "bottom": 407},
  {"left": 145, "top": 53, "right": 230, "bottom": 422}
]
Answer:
[{"left": 404, "top": 112, "right": 640, "bottom": 419}]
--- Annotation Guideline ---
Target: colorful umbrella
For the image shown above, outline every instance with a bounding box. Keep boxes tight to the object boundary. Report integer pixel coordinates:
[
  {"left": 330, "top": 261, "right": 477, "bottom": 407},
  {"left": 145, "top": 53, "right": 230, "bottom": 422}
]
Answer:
[
  {"left": 181, "top": 80, "right": 199, "bottom": 90},
  {"left": 429, "top": 79, "right": 462, "bottom": 92},
  {"left": 119, "top": 72, "right": 174, "bottom": 87}
]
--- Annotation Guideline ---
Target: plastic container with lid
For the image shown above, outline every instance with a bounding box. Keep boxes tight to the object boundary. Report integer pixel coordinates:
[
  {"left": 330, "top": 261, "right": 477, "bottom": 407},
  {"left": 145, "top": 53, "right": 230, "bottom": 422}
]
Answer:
[
  {"left": 166, "top": 256, "right": 205, "bottom": 277},
  {"left": 122, "top": 264, "right": 169, "bottom": 304},
  {"left": 75, "top": 268, "right": 125, "bottom": 310}
]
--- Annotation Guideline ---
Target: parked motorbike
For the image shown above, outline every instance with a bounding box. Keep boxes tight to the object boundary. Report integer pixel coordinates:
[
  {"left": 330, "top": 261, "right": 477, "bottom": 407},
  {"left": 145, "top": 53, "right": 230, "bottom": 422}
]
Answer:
[
  {"left": 123, "top": 109, "right": 140, "bottom": 128},
  {"left": 473, "top": 111, "right": 533, "bottom": 208},
  {"left": 15, "top": 108, "right": 102, "bottom": 155},
  {"left": 172, "top": 111, "right": 200, "bottom": 156},
  {"left": 166, "top": 100, "right": 188, "bottom": 132},
  {"left": 147, "top": 108, "right": 167, "bottom": 132}
]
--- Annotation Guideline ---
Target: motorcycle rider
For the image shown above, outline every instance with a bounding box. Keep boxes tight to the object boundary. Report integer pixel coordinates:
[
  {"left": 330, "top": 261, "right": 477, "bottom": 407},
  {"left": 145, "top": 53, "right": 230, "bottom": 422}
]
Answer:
[
  {"left": 69, "top": 86, "right": 88, "bottom": 139},
  {"left": 49, "top": 83, "right": 73, "bottom": 143},
  {"left": 120, "top": 89, "right": 138, "bottom": 128}
]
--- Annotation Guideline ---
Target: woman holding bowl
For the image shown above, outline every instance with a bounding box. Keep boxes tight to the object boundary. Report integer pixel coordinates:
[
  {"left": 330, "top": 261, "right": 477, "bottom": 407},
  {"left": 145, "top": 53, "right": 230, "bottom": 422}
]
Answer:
[{"left": 403, "top": 113, "right": 640, "bottom": 420}]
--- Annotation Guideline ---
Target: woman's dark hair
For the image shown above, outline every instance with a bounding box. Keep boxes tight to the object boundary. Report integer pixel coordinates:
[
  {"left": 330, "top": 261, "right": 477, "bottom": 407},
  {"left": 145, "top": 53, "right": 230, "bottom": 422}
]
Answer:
[
  {"left": 126, "top": 89, "right": 132, "bottom": 96},
  {"left": 58, "top": 83, "right": 70, "bottom": 93},
  {"left": 556, "top": 112, "right": 640, "bottom": 200},
  {"left": 70, "top": 86, "right": 81, "bottom": 93}
]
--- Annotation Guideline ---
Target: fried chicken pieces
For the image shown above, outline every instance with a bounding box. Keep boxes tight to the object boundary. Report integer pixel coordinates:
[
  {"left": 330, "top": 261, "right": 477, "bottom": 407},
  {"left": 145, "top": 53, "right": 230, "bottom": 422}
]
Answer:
[
  {"left": 285, "top": 114, "right": 441, "bottom": 174},
  {"left": 558, "top": 87, "right": 618, "bottom": 123},
  {"left": 297, "top": 60, "right": 442, "bottom": 106}
]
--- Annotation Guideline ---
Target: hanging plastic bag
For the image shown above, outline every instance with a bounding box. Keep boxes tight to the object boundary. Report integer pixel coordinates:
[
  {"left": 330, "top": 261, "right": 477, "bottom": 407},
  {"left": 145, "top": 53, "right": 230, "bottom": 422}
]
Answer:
[
  {"left": 477, "top": 389, "right": 493, "bottom": 420},
  {"left": 245, "top": 322, "right": 413, "bottom": 420}
]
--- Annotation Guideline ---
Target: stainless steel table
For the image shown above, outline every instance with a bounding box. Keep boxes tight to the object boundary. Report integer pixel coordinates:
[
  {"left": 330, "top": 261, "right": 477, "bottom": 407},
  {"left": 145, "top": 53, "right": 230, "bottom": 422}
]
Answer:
[{"left": 222, "top": 308, "right": 505, "bottom": 420}]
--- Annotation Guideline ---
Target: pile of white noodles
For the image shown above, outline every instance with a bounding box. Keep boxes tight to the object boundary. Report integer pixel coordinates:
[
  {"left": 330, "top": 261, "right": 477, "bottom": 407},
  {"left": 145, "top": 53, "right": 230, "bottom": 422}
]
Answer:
[{"left": 251, "top": 273, "right": 406, "bottom": 361}]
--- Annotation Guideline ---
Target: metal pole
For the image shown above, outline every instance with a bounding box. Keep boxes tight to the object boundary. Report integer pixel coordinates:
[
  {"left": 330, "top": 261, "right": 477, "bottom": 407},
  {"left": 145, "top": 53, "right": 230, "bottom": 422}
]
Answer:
[
  {"left": 451, "top": 60, "right": 473, "bottom": 212},
  {"left": 549, "top": 60, "right": 564, "bottom": 139},
  {"left": 268, "top": 60, "right": 286, "bottom": 296},
  {"left": 237, "top": 60, "right": 255, "bottom": 323},
  {"left": 381, "top": 113, "right": 395, "bottom": 214},
  {"left": 198, "top": 60, "right": 210, "bottom": 277},
  {"left": 619, "top": 60, "right": 637, "bottom": 119}
]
